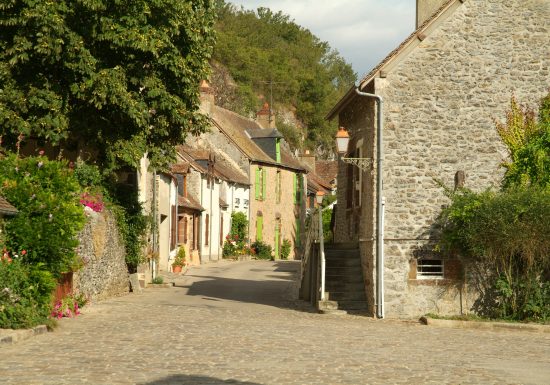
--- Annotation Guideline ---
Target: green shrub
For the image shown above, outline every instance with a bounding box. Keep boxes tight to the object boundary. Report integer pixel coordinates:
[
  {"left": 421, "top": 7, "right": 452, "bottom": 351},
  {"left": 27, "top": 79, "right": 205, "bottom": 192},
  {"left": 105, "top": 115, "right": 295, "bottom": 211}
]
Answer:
[
  {"left": 439, "top": 187, "right": 550, "bottom": 321},
  {"left": 251, "top": 240, "right": 272, "bottom": 260},
  {"left": 152, "top": 276, "right": 164, "bottom": 284},
  {"left": 281, "top": 239, "right": 291, "bottom": 260},
  {"left": 173, "top": 247, "right": 186, "bottom": 267},
  {"left": 0, "top": 154, "right": 86, "bottom": 277},
  {"left": 0, "top": 259, "right": 56, "bottom": 329},
  {"left": 223, "top": 212, "right": 249, "bottom": 257}
]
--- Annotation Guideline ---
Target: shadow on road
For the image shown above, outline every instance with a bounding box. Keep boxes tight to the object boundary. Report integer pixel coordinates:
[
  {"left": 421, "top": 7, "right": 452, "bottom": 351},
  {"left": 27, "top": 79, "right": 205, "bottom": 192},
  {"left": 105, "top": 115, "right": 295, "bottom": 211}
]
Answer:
[
  {"left": 140, "top": 374, "right": 261, "bottom": 385},
  {"left": 174, "top": 261, "right": 315, "bottom": 312}
]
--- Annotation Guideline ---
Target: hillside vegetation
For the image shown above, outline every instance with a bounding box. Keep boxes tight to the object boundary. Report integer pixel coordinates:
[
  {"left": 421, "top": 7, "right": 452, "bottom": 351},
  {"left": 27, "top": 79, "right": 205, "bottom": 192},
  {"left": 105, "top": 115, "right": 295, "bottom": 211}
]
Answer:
[{"left": 212, "top": 1, "right": 357, "bottom": 155}]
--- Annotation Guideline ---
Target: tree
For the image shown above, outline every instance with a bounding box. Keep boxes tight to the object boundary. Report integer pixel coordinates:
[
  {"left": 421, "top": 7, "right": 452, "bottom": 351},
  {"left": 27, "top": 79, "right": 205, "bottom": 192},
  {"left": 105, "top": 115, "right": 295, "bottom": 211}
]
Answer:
[
  {"left": 212, "top": 1, "right": 356, "bottom": 155},
  {"left": 496, "top": 93, "right": 550, "bottom": 189},
  {"left": 0, "top": 0, "right": 216, "bottom": 170}
]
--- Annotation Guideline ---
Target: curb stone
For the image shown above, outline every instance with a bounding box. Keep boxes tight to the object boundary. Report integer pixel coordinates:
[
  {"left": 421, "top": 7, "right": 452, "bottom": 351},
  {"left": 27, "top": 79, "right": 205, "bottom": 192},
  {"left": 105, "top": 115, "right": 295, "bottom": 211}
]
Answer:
[
  {"left": 420, "top": 316, "right": 550, "bottom": 333},
  {"left": 0, "top": 325, "right": 49, "bottom": 346}
]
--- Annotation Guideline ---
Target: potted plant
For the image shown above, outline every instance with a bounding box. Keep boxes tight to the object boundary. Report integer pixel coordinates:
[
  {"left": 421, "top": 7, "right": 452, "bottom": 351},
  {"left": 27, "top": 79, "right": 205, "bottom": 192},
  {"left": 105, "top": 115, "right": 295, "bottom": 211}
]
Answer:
[{"left": 172, "top": 247, "right": 186, "bottom": 273}]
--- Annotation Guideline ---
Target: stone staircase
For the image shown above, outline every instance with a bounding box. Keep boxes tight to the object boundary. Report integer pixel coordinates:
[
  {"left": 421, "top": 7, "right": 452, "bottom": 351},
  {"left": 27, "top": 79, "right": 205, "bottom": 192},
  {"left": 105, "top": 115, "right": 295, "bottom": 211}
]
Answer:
[{"left": 319, "top": 243, "right": 368, "bottom": 314}]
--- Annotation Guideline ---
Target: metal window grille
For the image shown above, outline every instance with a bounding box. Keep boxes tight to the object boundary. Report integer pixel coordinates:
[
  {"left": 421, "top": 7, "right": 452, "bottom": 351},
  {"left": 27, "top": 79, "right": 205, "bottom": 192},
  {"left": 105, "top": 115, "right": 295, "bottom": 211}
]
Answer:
[{"left": 417, "top": 259, "right": 444, "bottom": 279}]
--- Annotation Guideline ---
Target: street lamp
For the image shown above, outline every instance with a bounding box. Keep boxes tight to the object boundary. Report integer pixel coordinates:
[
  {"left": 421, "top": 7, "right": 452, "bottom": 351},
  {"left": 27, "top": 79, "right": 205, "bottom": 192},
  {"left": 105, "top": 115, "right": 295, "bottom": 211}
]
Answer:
[
  {"left": 335, "top": 127, "right": 373, "bottom": 171},
  {"left": 316, "top": 190, "right": 326, "bottom": 301}
]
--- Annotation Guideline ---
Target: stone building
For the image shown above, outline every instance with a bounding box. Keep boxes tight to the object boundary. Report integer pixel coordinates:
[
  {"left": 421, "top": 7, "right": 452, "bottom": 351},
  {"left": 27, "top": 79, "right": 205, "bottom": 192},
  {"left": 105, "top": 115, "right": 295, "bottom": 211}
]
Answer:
[
  {"left": 327, "top": 0, "right": 550, "bottom": 317},
  {"left": 196, "top": 84, "right": 307, "bottom": 259}
]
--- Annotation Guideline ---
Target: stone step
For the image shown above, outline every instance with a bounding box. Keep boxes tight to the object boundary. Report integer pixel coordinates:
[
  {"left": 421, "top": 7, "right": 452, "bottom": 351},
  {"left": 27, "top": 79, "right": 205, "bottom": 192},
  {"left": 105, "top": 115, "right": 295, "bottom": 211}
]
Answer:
[
  {"left": 325, "top": 250, "right": 360, "bottom": 259},
  {"left": 337, "top": 300, "right": 369, "bottom": 311},
  {"left": 325, "top": 282, "right": 365, "bottom": 292},
  {"left": 325, "top": 242, "right": 359, "bottom": 250},
  {"left": 325, "top": 274, "right": 364, "bottom": 284},
  {"left": 325, "top": 258, "right": 362, "bottom": 268},
  {"left": 325, "top": 266, "right": 362, "bottom": 276},
  {"left": 317, "top": 300, "right": 339, "bottom": 311},
  {"left": 326, "top": 291, "right": 367, "bottom": 302}
]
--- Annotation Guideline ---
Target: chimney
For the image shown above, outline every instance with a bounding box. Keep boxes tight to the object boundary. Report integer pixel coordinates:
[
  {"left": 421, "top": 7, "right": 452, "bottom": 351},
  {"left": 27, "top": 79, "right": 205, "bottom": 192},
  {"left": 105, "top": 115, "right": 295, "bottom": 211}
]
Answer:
[
  {"left": 416, "top": 0, "right": 447, "bottom": 28},
  {"left": 199, "top": 79, "right": 215, "bottom": 115},
  {"left": 300, "top": 150, "right": 316, "bottom": 172},
  {"left": 256, "top": 102, "right": 275, "bottom": 129}
]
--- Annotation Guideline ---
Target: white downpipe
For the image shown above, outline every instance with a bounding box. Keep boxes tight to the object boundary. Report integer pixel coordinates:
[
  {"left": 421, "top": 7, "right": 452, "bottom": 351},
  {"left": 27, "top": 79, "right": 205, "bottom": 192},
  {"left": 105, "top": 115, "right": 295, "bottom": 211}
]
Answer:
[{"left": 355, "top": 87, "right": 384, "bottom": 319}]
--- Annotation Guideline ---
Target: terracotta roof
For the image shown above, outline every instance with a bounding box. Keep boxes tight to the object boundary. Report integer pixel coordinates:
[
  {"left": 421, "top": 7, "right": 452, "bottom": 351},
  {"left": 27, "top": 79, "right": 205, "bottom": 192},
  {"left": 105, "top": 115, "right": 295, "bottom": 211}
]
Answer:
[
  {"left": 213, "top": 161, "right": 249, "bottom": 186},
  {"left": 219, "top": 197, "right": 229, "bottom": 208},
  {"left": 327, "top": 0, "right": 460, "bottom": 119},
  {"left": 0, "top": 196, "right": 17, "bottom": 216},
  {"left": 171, "top": 163, "right": 189, "bottom": 174},
  {"left": 307, "top": 170, "right": 332, "bottom": 193},
  {"left": 316, "top": 160, "right": 338, "bottom": 184},
  {"left": 178, "top": 195, "right": 204, "bottom": 211},
  {"left": 175, "top": 145, "right": 208, "bottom": 174}
]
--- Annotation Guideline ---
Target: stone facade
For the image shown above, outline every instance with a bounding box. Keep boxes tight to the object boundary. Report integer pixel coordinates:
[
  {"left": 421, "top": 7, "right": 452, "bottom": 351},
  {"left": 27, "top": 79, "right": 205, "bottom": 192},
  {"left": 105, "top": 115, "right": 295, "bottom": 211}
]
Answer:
[
  {"left": 74, "top": 209, "right": 129, "bottom": 301},
  {"left": 333, "top": 0, "right": 550, "bottom": 318},
  {"left": 249, "top": 164, "right": 304, "bottom": 259}
]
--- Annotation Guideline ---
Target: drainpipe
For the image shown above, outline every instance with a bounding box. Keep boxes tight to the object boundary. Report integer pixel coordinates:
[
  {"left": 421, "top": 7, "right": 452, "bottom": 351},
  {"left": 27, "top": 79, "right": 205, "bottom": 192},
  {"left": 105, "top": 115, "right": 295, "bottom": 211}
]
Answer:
[
  {"left": 152, "top": 170, "right": 158, "bottom": 281},
  {"left": 355, "top": 87, "right": 384, "bottom": 319}
]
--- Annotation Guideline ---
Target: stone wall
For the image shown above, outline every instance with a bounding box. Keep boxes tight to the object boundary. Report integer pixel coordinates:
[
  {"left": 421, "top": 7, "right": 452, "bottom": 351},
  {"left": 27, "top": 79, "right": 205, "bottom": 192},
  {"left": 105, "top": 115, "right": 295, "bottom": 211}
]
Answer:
[
  {"left": 73, "top": 209, "right": 129, "bottom": 301},
  {"left": 337, "top": 0, "right": 550, "bottom": 318}
]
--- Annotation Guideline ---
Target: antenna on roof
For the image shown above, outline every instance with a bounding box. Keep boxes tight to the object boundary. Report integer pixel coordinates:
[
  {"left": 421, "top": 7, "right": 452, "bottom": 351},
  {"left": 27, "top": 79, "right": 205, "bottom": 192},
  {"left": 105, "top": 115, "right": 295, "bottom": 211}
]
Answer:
[{"left": 258, "top": 79, "right": 284, "bottom": 125}]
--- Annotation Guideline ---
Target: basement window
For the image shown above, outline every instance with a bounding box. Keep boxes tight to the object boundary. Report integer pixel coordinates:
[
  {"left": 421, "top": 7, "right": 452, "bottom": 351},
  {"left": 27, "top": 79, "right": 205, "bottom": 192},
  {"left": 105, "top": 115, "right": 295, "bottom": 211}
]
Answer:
[{"left": 417, "top": 259, "right": 444, "bottom": 279}]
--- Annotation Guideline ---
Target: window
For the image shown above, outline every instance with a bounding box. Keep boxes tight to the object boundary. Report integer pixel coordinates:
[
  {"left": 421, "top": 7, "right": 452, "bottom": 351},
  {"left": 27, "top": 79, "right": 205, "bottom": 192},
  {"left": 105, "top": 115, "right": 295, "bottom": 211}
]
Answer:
[
  {"left": 170, "top": 205, "right": 177, "bottom": 251},
  {"left": 243, "top": 199, "right": 249, "bottom": 208},
  {"left": 192, "top": 215, "right": 198, "bottom": 250},
  {"left": 255, "top": 167, "right": 267, "bottom": 201},
  {"left": 235, "top": 198, "right": 240, "bottom": 206},
  {"left": 417, "top": 259, "right": 444, "bottom": 279},
  {"left": 205, "top": 214, "right": 209, "bottom": 246},
  {"left": 178, "top": 216, "right": 188, "bottom": 244}
]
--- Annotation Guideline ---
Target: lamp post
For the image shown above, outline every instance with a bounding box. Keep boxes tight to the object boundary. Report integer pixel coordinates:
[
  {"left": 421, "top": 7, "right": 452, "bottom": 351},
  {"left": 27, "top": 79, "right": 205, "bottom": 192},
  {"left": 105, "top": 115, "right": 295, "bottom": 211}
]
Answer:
[
  {"left": 335, "top": 127, "right": 373, "bottom": 171},
  {"left": 316, "top": 191, "right": 326, "bottom": 301}
]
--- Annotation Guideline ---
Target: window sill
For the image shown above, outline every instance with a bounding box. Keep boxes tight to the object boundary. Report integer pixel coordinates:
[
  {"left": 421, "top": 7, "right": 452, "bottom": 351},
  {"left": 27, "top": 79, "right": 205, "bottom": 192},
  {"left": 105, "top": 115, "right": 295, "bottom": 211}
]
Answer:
[{"left": 408, "top": 278, "right": 458, "bottom": 286}]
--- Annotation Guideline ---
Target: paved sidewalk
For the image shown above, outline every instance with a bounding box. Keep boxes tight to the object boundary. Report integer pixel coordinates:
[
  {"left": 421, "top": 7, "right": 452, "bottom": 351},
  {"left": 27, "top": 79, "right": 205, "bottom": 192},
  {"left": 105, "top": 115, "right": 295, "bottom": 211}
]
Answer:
[{"left": 1, "top": 260, "right": 549, "bottom": 384}]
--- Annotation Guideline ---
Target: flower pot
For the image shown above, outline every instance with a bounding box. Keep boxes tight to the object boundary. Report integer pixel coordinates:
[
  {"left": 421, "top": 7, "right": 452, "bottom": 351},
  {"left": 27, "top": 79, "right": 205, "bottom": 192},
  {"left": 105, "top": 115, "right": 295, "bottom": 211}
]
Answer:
[{"left": 172, "top": 265, "right": 183, "bottom": 273}]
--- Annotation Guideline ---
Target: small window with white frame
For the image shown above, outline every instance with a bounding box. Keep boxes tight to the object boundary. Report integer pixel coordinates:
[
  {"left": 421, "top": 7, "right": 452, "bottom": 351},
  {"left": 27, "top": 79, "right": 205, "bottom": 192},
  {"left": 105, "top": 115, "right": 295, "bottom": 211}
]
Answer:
[
  {"left": 417, "top": 259, "right": 444, "bottom": 279},
  {"left": 235, "top": 198, "right": 240, "bottom": 206},
  {"left": 243, "top": 199, "right": 249, "bottom": 207}
]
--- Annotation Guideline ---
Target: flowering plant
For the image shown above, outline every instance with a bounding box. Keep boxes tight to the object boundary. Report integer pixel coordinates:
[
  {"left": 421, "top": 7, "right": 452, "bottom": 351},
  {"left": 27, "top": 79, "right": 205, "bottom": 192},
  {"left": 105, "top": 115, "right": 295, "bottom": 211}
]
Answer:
[
  {"left": 51, "top": 292, "right": 88, "bottom": 319},
  {"left": 80, "top": 192, "right": 104, "bottom": 212},
  {"left": 1, "top": 247, "right": 27, "bottom": 264}
]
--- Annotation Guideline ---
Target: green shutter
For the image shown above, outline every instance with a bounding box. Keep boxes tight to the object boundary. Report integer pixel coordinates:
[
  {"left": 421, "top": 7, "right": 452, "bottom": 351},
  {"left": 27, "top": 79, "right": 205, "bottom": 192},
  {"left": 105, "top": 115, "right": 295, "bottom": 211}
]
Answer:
[
  {"left": 255, "top": 168, "right": 261, "bottom": 200},
  {"left": 256, "top": 216, "right": 263, "bottom": 241},
  {"left": 262, "top": 168, "right": 267, "bottom": 200},
  {"left": 276, "top": 139, "right": 281, "bottom": 163}
]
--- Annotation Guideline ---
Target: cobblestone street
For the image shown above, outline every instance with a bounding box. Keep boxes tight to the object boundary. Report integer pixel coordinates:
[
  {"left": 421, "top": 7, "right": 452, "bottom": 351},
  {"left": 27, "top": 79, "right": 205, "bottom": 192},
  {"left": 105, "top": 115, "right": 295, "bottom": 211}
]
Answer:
[{"left": 1, "top": 260, "right": 549, "bottom": 385}]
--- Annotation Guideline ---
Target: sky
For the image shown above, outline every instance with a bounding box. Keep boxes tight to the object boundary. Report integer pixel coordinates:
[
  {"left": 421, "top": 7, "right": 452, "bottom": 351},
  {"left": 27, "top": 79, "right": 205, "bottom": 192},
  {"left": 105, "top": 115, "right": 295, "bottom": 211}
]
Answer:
[{"left": 229, "top": 0, "right": 417, "bottom": 79}]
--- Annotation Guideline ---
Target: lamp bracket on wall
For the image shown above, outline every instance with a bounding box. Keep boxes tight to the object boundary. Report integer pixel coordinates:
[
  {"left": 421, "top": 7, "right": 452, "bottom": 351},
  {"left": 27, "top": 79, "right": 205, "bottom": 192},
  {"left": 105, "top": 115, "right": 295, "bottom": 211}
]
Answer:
[{"left": 341, "top": 157, "right": 373, "bottom": 171}]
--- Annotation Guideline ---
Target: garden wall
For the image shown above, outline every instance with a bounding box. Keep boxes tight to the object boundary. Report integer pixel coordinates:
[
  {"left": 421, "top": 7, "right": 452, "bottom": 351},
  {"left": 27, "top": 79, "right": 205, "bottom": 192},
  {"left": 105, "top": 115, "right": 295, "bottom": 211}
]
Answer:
[{"left": 73, "top": 208, "right": 129, "bottom": 301}]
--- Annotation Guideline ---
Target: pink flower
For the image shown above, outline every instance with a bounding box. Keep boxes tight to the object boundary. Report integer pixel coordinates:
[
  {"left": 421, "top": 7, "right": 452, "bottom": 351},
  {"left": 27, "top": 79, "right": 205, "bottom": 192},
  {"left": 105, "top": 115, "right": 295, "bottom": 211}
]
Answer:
[{"left": 39, "top": 150, "right": 45, "bottom": 156}]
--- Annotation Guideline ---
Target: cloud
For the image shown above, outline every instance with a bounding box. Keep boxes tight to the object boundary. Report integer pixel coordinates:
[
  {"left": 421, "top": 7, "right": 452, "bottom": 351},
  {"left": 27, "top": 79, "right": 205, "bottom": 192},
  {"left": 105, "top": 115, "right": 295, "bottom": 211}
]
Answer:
[{"left": 229, "top": 0, "right": 416, "bottom": 76}]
